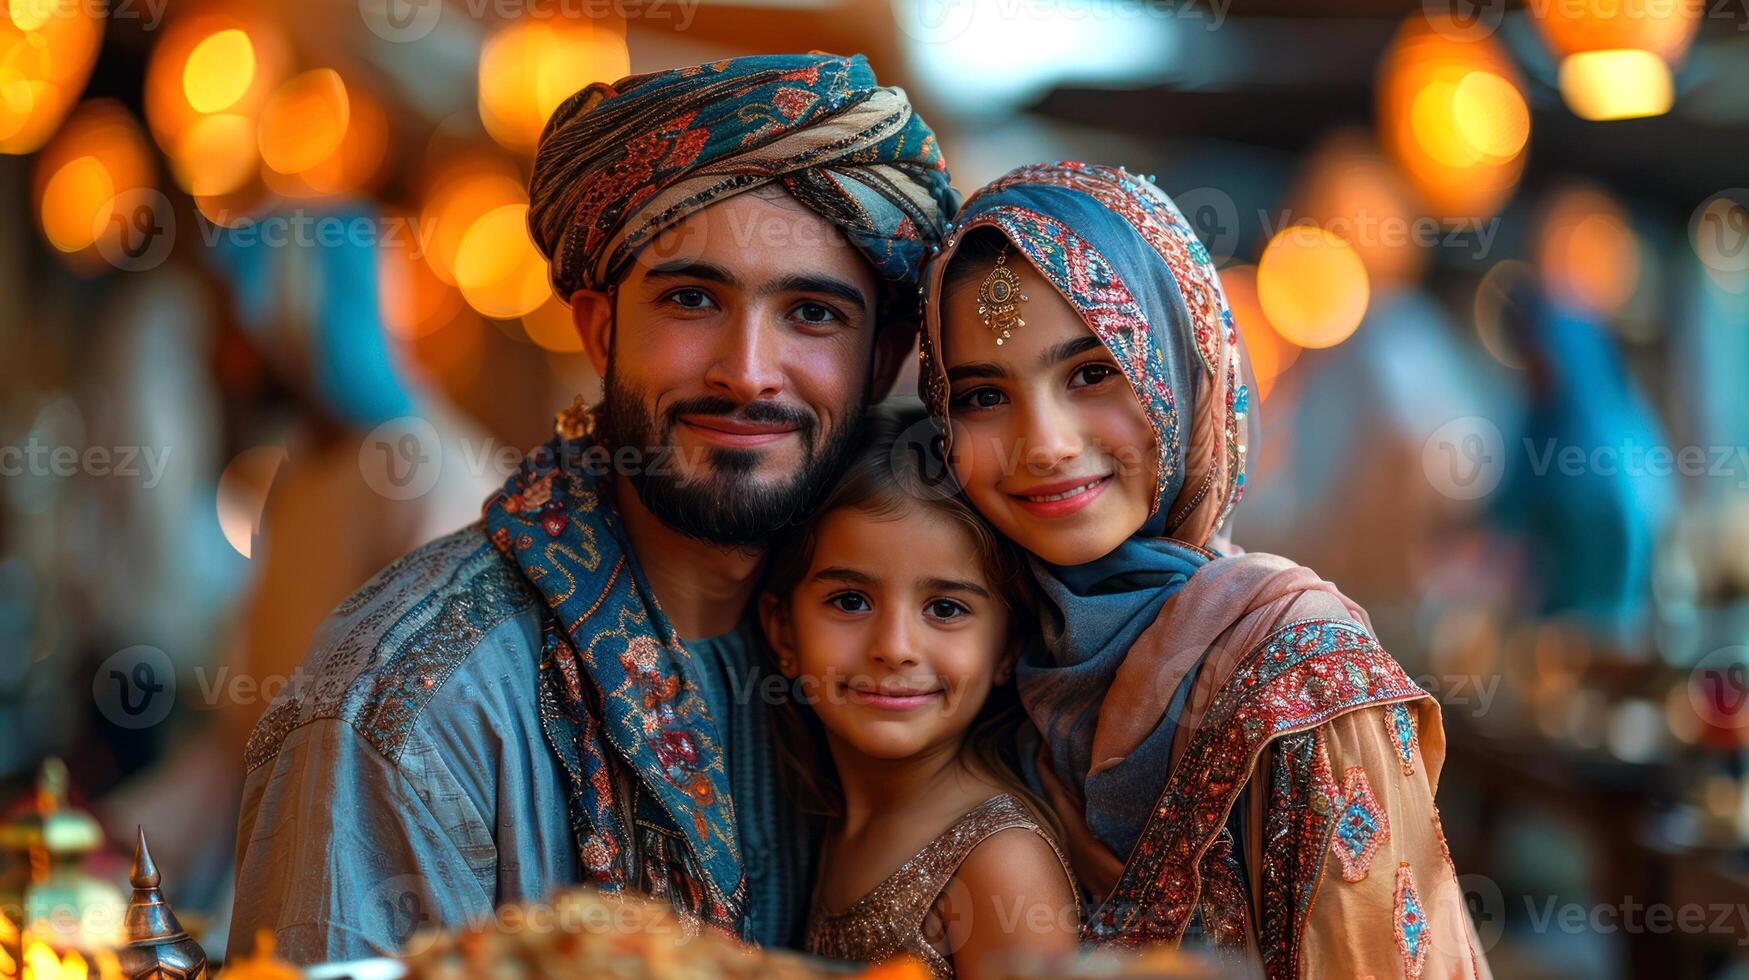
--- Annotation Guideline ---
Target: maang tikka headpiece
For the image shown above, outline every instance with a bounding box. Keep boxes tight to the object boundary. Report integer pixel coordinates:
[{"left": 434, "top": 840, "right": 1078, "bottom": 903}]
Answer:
[{"left": 977, "top": 245, "right": 1028, "bottom": 345}]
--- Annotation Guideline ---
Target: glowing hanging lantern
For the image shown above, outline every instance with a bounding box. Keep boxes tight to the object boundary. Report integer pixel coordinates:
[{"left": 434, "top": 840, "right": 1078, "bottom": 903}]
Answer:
[
  {"left": 1378, "top": 14, "right": 1529, "bottom": 221},
  {"left": 1535, "top": 0, "right": 1699, "bottom": 121},
  {"left": 477, "top": 17, "right": 629, "bottom": 155},
  {"left": 1557, "top": 48, "right": 1675, "bottom": 121}
]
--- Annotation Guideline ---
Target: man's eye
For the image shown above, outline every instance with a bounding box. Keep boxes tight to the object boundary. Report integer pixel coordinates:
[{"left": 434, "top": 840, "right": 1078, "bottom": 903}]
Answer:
[
  {"left": 794, "top": 302, "right": 839, "bottom": 324},
  {"left": 828, "top": 592, "right": 870, "bottom": 613},
  {"left": 951, "top": 387, "right": 1007, "bottom": 411},
  {"left": 667, "top": 288, "right": 715, "bottom": 310},
  {"left": 926, "top": 598, "right": 969, "bottom": 621}
]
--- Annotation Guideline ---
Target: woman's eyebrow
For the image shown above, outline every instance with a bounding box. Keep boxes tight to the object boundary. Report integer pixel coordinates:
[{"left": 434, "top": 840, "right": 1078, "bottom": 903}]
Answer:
[
  {"left": 946, "top": 360, "right": 1006, "bottom": 382},
  {"left": 1039, "top": 334, "right": 1106, "bottom": 368}
]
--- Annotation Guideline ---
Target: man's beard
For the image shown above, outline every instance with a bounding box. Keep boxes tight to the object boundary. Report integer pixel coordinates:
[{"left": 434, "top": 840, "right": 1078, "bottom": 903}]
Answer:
[{"left": 599, "top": 374, "right": 868, "bottom": 546}]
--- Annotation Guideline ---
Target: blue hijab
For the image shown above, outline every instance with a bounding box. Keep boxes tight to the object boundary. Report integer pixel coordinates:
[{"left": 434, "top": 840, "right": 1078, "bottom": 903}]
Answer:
[{"left": 920, "top": 162, "right": 1253, "bottom": 856}]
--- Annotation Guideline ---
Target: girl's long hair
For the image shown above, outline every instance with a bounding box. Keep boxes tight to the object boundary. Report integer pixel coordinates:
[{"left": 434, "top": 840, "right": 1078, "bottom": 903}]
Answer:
[{"left": 760, "top": 399, "right": 1062, "bottom": 841}]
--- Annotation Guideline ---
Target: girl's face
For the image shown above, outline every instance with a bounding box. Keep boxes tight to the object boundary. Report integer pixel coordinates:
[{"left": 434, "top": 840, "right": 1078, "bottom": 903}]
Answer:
[
  {"left": 762, "top": 503, "right": 1011, "bottom": 764},
  {"left": 939, "top": 251, "right": 1158, "bottom": 566}
]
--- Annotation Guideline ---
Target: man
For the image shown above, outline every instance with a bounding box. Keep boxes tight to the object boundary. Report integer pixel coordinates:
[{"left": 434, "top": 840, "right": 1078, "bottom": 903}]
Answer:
[{"left": 228, "top": 53, "right": 956, "bottom": 963}]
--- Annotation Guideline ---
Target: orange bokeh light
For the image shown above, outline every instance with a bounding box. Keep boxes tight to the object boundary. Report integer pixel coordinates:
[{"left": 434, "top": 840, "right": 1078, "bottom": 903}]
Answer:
[
  {"left": 478, "top": 18, "right": 629, "bottom": 155},
  {"left": 1256, "top": 226, "right": 1370, "bottom": 349}
]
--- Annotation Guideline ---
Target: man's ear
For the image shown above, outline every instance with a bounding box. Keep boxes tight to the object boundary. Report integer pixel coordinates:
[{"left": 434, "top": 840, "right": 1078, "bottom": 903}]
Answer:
[
  {"left": 570, "top": 288, "right": 613, "bottom": 377},
  {"left": 758, "top": 591, "right": 800, "bottom": 679}
]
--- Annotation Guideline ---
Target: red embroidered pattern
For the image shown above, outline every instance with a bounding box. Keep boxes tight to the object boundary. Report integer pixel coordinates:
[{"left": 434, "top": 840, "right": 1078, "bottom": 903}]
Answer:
[
  {"left": 1394, "top": 862, "right": 1429, "bottom": 979},
  {"left": 1085, "top": 619, "right": 1428, "bottom": 951},
  {"left": 1333, "top": 765, "right": 1389, "bottom": 883}
]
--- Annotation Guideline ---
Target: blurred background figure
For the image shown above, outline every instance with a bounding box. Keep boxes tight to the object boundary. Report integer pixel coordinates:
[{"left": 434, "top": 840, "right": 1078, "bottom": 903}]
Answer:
[{"left": 1, "top": 0, "right": 1747, "bottom": 977}]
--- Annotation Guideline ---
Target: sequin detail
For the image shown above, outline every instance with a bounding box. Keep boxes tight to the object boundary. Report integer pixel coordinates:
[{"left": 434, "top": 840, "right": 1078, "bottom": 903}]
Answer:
[
  {"left": 1259, "top": 728, "right": 1341, "bottom": 980},
  {"left": 1388, "top": 701, "right": 1420, "bottom": 776},
  {"left": 805, "top": 795, "right": 1078, "bottom": 979},
  {"left": 1395, "top": 862, "right": 1429, "bottom": 979},
  {"left": 1333, "top": 766, "right": 1389, "bottom": 883}
]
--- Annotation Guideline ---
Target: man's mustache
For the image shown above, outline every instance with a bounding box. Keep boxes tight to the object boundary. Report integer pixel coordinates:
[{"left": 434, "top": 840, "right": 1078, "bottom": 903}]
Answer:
[{"left": 662, "top": 396, "right": 817, "bottom": 437}]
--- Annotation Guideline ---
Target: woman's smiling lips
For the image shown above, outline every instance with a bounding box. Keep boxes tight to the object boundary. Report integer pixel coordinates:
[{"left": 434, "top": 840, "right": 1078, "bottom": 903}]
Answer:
[
  {"left": 844, "top": 682, "right": 944, "bottom": 711},
  {"left": 1008, "top": 473, "right": 1112, "bottom": 519},
  {"left": 677, "top": 415, "right": 798, "bottom": 448}
]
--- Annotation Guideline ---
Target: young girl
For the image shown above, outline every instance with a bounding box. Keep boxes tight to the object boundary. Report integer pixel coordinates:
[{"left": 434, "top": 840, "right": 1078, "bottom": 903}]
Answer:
[
  {"left": 917, "top": 162, "right": 1492, "bottom": 979},
  {"left": 759, "top": 402, "right": 1080, "bottom": 979}
]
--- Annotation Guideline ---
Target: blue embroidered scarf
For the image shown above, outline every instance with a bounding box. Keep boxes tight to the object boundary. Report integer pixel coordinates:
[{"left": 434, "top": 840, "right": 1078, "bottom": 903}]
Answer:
[{"left": 482, "top": 432, "right": 745, "bottom": 926}]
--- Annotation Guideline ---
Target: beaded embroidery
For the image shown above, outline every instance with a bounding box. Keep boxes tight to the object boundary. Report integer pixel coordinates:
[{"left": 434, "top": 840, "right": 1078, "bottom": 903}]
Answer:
[
  {"left": 1387, "top": 701, "right": 1420, "bottom": 777},
  {"left": 1333, "top": 766, "right": 1389, "bottom": 883},
  {"left": 1394, "top": 862, "right": 1429, "bottom": 979},
  {"left": 1085, "top": 618, "right": 1428, "bottom": 952}
]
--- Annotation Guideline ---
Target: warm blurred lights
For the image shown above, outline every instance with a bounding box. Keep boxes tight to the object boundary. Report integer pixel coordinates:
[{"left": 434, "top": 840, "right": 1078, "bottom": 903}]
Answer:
[
  {"left": 418, "top": 157, "right": 527, "bottom": 286},
  {"left": 39, "top": 154, "right": 111, "bottom": 251},
  {"left": 31, "top": 99, "right": 155, "bottom": 268},
  {"left": 1450, "top": 71, "right": 1530, "bottom": 161},
  {"left": 1557, "top": 49, "right": 1674, "bottom": 121},
  {"left": 173, "top": 112, "right": 256, "bottom": 196},
  {"left": 0, "top": 0, "right": 102, "bottom": 154},
  {"left": 522, "top": 297, "right": 584, "bottom": 353},
  {"left": 1535, "top": 0, "right": 1702, "bottom": 63},
  {"left": 379, "top": 212, "right": 463, "bottom": 341},
  {"left": 1256, "top": 226, "right": 1370, "bottom": 349},
  {"left": 1536, "top": 184, "right": 1641, "bottom": 316},
  {"left": 1288, "top": 129, "right": 1427, "bottom": 291},
  {"left": 257, "top": 68, "right": 350, "bottom": 176},
  {"left": 478, "top": 18, "right": 629, "bottom": 154},
  {"left": 1379, "top": 15, "right": 1528, "bottom": 220},
  {"left": 182, "top": 28, "right": 255, "bottom": 114},
  {"left": 145, "top": 13, "right": 286, "bottom": 197},
  {"left": 1217, "top": 264, "right": 1299, "bottom": 399},
  {"left": 455, "top": 203, "right": 550, "bottom": 320}
]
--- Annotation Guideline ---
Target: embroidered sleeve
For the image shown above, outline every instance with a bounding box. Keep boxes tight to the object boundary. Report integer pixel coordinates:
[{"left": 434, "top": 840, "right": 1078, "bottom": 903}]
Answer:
[{"left": 1295, "top": 702, "right": 1493, "bottom": 980}]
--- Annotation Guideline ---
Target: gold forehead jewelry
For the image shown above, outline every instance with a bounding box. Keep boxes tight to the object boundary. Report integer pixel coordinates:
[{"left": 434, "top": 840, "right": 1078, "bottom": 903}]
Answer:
[{"left": 976, "top": 246, "right": 1028, "bottom": 345}]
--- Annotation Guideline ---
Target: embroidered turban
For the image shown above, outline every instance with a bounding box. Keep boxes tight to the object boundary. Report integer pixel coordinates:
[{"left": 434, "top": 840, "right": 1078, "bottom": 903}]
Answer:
[{"left": 527, "top": 53, "right": 958, "bottom": 301}]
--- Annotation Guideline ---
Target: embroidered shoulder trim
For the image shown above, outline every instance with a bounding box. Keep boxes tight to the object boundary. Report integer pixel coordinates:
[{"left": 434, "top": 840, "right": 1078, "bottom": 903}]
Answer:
[
  {"left": 1087, "top": 618, "right": 1428, "bottom": 950},
  {"left": 244, "top": 525, "right": 540, "bottom": 773},
  {"left": 1332, "top": 766, "right": 1389, "bottom": 883}
]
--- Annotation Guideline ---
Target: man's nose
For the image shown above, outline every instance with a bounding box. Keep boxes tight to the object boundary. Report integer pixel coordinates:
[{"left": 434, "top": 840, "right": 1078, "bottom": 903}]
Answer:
[{"left": 702, "top": 309, "right": 785, "bottom": 403}]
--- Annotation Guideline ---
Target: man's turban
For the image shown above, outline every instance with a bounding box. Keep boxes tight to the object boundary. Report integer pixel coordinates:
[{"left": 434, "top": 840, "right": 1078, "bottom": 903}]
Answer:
[{"left": 527, "top": 53, "right": 958, "bottom": 301}]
